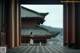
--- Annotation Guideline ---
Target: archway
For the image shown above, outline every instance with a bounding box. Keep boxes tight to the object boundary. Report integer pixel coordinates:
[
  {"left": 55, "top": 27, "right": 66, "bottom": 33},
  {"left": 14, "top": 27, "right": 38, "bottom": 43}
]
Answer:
[
  {"left": 19, "top": 0, "right": 80, "bottom": 49},
  {"left": 20, "top": 4, "right": 63, "bottom": 46}
]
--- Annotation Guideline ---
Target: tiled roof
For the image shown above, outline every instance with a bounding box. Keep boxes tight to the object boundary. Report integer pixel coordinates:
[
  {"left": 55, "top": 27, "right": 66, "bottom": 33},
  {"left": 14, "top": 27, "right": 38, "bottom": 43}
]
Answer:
[
  {"left": 21, "top": 6, "right": 48, "bottom": 18},
  {"left": 21, "top": 25, "right": 60, "bottom": 36},
  {"left": 21, "top": 26, "right": 51, "bottom": 36},
  {"left": 39, "top": 25, "right": 61, "bottom": 35}
]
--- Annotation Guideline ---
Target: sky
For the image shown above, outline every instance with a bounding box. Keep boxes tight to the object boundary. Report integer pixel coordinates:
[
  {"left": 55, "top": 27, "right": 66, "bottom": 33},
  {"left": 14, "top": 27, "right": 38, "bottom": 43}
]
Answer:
[{"left": 21, "top": 5, "right": 63, "bottom": 28}]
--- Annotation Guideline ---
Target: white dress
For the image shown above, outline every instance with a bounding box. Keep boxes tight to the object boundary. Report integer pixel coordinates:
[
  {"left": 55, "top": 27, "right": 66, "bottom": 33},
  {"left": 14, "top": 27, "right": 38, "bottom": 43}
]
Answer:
[
  {"left": 30, "top": 35, "right": 33, "bottom": 45},
  {"left": 30, "top": 38, "right": 33, "bottom": 44}
]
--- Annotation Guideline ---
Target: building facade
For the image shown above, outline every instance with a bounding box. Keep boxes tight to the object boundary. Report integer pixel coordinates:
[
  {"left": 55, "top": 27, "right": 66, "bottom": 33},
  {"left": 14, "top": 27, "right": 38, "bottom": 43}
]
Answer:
[{"left": 21, "top": 6, "right": 60, "bottom": 44}]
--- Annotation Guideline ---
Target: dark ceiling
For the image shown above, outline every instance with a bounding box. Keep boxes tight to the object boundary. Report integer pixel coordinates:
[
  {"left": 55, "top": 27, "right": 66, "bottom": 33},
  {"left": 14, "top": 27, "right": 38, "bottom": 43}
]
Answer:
[{"left": 19, "top": 0, "right": 61, "bottom": 4}]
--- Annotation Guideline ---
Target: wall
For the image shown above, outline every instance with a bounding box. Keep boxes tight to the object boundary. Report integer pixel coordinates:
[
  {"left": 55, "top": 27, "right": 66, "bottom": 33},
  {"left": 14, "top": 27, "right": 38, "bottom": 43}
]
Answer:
[
  {"left": 21, "top": 36, "right": 30, "bottom": 43},
  {"left": 21, "top": 20, "right": 36, "bottom": 27}
]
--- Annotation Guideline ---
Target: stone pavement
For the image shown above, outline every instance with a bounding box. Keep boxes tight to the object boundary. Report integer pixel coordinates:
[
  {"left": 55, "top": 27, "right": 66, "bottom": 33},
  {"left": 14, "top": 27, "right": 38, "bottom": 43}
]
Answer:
[{"left": 7, "top": 44, "right": 80, "bottom": 53}]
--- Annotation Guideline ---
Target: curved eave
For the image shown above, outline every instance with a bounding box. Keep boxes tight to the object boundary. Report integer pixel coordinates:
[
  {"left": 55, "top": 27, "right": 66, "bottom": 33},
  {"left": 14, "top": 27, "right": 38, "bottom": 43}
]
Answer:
[
  {"left": 39, "top": 13, "right": 49, "bottom": 17},
  {"left": 21, "top": 17, "right": 44, "bottom": 19}
]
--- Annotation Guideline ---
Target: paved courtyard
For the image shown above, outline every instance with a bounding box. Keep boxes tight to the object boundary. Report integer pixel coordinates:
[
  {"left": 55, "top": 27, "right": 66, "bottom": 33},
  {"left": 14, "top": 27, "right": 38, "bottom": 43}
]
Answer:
[{"left": 7, "top": 44, "right": 80, "bottom": 53}]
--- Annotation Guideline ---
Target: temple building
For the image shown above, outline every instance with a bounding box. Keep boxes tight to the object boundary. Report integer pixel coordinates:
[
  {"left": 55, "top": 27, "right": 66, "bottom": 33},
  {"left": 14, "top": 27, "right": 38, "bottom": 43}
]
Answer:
[{"left": 21, "top": 6, "right": 60, "bottom": 45}]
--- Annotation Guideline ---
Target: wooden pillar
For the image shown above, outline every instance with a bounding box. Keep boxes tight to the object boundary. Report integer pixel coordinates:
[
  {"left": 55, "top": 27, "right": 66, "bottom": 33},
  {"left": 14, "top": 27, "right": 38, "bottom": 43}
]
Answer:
[
  {"left": 62, "top": 0, "right": 75, "bottom": 48},
  {"left": 14, "top": 0, "right": 20, "bottom": 47},
  {"left": 75, "top": 3, "right": 80, "bottom": 49},
  {"left": 5, "top": 0, "right": 11, "bottom": 48},
  {"left": 5, "top": 0, "right": 20, "bottom": 48},
  {"left": 9, "top": 0, "right": 15, "bottom": 48},
  {"left": 63, "top": 0, "right": 80, "bottom": 48},
  {"left": 19, "top": 3, "right": 21, "bottom": 45},
  {"left": 17, "top": 1, "right": 20, "bottom": 46},
  {"left": 68, "top": 3, "right": 75, "bottom": 47},
  {"left": 0, "top": 0, "right": 3, "bottom": 45},
  {"left": 61, "top": 0, "right": 80, "bottom": 49},
  {"left": 0, "top": 0, "right": 7, "bottom": 46},
  {"left": 63, "top": 3, "right": 68, "bottom": 46}
]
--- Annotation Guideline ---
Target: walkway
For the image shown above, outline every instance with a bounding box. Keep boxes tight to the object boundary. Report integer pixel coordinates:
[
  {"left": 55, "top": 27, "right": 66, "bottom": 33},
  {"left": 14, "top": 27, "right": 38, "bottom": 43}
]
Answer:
[{"left": 7, "top": 44, "right": 80, "bottom": 53}]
